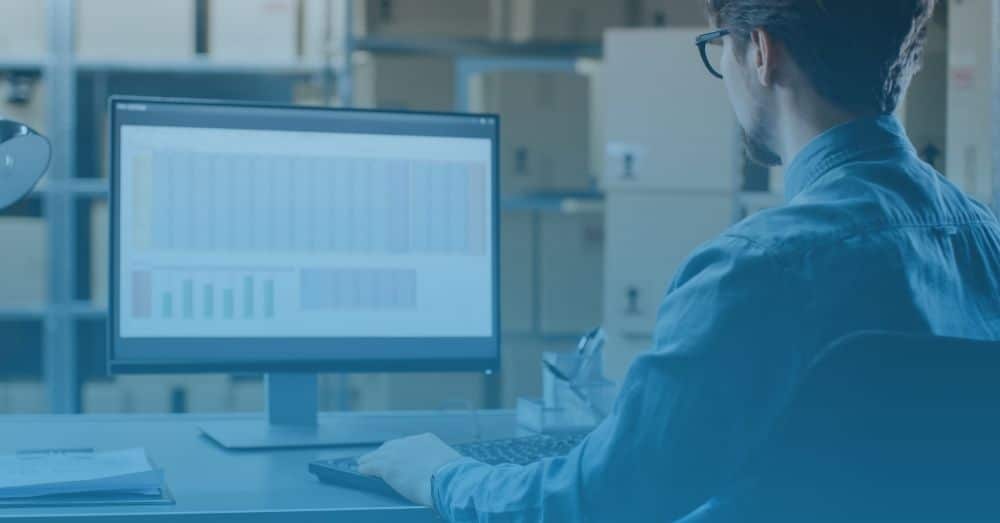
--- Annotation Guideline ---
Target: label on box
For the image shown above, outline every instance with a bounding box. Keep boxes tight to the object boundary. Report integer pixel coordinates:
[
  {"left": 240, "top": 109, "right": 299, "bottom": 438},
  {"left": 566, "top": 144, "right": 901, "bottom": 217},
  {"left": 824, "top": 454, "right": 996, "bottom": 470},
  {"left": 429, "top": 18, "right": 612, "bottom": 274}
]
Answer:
[{"left": 605, "top": 142, "right": 646, "bottom": 182}]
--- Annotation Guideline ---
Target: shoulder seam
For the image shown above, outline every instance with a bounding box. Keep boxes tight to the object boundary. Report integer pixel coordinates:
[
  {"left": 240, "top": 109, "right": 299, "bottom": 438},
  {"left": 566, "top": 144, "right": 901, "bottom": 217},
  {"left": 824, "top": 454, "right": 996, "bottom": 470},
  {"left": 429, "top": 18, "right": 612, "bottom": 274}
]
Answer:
[
  {"left": 720, "top": 232, "right": 795, "bottom": 275},
  {"left": 735, "top": 218, "right": 998, "bottom": 265},
  {"left": 798, "top": 219, "right": 999, "bottom": 257},
  {"left": 721, "top": 232, "right": 772, "bottom": 252}
]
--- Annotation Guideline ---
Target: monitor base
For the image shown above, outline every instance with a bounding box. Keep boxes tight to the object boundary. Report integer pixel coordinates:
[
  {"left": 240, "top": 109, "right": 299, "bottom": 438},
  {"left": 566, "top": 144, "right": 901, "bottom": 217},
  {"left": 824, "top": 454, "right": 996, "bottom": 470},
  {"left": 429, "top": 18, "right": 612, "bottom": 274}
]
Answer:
[
  {"left": 199, "top": 418, "right": 408, "bottom": 450},
  {"left": 200, "top": 372, "right": 408, "bottom": 449}
]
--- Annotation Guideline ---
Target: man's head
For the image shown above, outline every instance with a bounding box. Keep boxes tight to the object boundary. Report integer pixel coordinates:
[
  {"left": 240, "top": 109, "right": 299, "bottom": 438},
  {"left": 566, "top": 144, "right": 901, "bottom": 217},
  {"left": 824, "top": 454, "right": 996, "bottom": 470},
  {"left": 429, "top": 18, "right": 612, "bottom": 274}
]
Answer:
[{"left": 704, "top": 0, "right": 936, "bottom": 166}]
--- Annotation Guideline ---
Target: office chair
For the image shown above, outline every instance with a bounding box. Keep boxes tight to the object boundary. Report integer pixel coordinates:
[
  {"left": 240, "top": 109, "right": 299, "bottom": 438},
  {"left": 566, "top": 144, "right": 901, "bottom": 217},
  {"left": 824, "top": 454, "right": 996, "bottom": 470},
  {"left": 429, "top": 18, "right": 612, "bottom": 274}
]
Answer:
[{"left": 681, "top": 331, "right": 1000, "bottom": 523}]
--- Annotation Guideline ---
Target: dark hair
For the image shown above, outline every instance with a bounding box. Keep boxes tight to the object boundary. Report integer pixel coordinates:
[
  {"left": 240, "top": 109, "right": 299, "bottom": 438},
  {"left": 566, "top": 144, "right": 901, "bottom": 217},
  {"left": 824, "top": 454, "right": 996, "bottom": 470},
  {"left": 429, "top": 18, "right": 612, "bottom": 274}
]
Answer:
[{"left": 705, "top": 0, "right": 936, "bottom": 115}]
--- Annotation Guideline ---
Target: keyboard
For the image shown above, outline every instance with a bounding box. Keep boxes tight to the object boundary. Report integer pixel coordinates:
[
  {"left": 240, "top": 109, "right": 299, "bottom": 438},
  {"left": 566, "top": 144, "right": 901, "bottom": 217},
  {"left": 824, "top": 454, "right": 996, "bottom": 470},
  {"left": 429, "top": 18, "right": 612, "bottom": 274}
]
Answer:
[{"left": 309, "top": 432, "right": 587, "bottom": 498}]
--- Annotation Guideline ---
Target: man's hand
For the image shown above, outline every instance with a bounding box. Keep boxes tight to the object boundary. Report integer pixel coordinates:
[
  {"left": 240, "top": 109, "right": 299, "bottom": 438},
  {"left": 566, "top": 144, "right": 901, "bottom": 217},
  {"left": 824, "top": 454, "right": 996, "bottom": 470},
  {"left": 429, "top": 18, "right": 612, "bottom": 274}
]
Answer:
[{"left": 357, "top": 433, "right": 462, "bottom": 506}]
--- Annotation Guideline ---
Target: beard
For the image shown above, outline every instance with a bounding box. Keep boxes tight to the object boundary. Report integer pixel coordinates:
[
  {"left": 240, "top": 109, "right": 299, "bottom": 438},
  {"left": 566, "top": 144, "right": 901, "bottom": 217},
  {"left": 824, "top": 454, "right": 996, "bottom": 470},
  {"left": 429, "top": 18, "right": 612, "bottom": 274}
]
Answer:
[{"left": 742, "top": 128, "right": 783, "bottom": 168}]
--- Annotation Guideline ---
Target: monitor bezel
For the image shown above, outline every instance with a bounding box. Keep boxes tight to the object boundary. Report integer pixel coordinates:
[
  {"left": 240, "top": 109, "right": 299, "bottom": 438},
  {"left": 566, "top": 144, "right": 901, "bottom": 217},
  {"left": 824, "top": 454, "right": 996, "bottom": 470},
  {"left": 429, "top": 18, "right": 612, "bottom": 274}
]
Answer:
[{"left": 107, "top": 96, "right": 501, "bottom": 375}]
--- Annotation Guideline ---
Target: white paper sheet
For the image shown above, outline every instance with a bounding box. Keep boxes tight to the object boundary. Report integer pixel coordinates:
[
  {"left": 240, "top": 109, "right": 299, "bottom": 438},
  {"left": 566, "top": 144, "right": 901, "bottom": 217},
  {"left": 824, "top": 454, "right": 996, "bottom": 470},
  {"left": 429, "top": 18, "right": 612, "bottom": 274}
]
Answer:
[{"left": 0, "top": 448, "right": 163, "bottom": 499}]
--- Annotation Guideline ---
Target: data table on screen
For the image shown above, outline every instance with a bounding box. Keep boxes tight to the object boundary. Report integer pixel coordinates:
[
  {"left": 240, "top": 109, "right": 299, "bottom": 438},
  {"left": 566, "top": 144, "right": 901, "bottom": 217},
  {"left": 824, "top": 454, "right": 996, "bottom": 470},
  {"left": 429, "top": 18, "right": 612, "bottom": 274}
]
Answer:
[{"left": 117, "top": 125, "right": 494, "bottom": 339}]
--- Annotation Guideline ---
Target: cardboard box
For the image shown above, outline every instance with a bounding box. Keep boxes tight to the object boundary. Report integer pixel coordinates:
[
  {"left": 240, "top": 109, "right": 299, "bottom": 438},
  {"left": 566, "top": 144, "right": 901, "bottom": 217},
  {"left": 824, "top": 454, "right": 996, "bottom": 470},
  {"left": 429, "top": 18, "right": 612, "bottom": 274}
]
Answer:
[
  {"left": 499, "top": 337, "right": 550, "bottom": 408},
  {"left": 0, "top": 77, "right": 46, "bottom": 134},
  {"left": 490, "top": 0, "right": 707, "bottom": 42},
  {"left": 228, "top": 378, "right": 265, "bottom": 412},
  {"left": 0, "top": 381, "right": 47, "bottom": 413},
  {"left": 181, "top": 375, "right": 231, "bottom": 412},
  {"left": 501, "top": 211, "right": 604, "bottom": 336},
  {"left": 77, "top": 0, "right": 196, "bottom": 59},
  {"left": 113, "top": 376, "right": 172, "bottom": 413},
  {"left": 0, "top": 218, "right": 46, "bottom": 308},
  {"left": 111, "top": 375, "right": 230, "bottom": 413},
  {"left": 349, "top": 373, "right": 485, "bottom": 411},
  {"left": 538, "top": 213, "right": 604, "bottom": 336},
  {"left": 0, "top": 1, "right": 45, "bottom": 57},
  {"left": 947, "top": 0, "right": 995, "bottom": 205},
  {"left": 359, "top": 0, "right": 491, "bottom": 38},
  {"left": 603, "top": 191, "right": 733, "bottom": 338},
  {"left": 470, "top": 71, "right": 592, "bottom": 194},
  {"left": 491, "top": 0, "right": 628, "bottom": 42},
  {"left": 636, "top": 0, "right": 711, "bottom": 28},
  {"left": 353, "top": 53, "right": 454, "bottom": 111},
  {"left": 602, "top": 29, "right": 738, "bottom": 192},
  {"left": 301, "top": 0, "right": 351, "bottom": 60},
  {"left": 501, "top": 213, "right": 536, "bottom": 334},
  {"left": 82, "top": 380, "right": 122, "bottom": 413},
  {"left": 209, "top": 0, "right": 299, "bottom": 62}
]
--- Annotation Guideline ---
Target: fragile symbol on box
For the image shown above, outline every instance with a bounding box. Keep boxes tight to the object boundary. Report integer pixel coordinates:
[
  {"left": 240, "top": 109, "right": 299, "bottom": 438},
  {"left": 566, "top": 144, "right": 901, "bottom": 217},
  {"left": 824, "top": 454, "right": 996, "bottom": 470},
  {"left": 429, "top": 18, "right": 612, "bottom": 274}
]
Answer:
[{"left": 605, "top": 143, "right": 646, "bottom": 181}]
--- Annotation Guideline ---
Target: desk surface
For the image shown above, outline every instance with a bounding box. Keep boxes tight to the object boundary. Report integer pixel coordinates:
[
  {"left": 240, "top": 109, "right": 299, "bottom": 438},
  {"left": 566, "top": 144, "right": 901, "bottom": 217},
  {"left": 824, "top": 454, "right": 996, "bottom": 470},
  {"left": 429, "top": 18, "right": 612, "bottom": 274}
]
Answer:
[{"left": 0, "top": 410, "right": 519, "bottom": 523}]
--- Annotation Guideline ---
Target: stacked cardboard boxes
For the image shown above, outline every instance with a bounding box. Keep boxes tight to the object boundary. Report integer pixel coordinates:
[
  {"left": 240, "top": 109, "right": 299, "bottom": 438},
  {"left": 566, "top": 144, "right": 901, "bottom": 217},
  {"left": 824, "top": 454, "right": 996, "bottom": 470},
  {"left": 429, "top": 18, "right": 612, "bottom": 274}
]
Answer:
[
  {"left": 490, "top": 0, "right": 709, "bottom": 42},
  {"left": 470, "top": 71, "right": 593, "bottom": 195},
  {"left": 601, "top": 29, "right": 739, "bottom": 381}
]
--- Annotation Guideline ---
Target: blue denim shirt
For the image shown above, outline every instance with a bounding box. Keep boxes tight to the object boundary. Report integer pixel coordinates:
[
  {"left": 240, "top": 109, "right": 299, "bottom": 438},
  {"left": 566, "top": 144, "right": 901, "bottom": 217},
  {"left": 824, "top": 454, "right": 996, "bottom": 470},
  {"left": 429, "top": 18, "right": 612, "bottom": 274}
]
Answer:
[{"left": 432, "top": 115, "right": 1000, "bottom": 522}]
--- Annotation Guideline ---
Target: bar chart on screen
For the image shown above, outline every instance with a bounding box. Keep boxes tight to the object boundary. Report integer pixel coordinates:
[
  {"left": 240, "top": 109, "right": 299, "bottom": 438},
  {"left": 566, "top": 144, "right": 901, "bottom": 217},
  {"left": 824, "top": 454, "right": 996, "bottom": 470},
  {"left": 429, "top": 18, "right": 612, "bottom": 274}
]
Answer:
[
  {"left": 130, "top": 267, "right": 285, "bottom": 322},
  {"left": 129, "top": 267, "right": 419, "bottom": 321}
]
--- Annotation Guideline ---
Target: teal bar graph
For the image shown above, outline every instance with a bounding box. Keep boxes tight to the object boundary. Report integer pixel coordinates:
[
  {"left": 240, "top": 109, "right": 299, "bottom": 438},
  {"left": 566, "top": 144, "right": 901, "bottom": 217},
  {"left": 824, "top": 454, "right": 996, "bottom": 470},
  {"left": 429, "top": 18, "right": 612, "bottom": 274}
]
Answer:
[
  {"left": 203, "top": 284, "right": 214, "bottom": 318},
  {"left": 162, "top": 293, "right": 173, "bottom": 318},
  {"left": 182, "top": 280, "right": 194, "bottom": 319},
  {"left": 243, "top": 276, "right": 254, "bottom": 318},
  {"left": 223, "top": 289, "right": 234, "bottom": 319},
  {"left": 263, "top": 280, "right": 275, "bottom": 318}
]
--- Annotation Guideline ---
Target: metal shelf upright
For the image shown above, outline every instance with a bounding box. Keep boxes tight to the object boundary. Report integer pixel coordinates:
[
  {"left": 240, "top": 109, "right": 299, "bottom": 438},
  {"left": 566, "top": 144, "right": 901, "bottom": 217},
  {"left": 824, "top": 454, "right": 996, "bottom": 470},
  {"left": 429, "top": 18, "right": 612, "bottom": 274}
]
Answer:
[{"left": 43, "top": 0, "right": 79, "bottom": 413}]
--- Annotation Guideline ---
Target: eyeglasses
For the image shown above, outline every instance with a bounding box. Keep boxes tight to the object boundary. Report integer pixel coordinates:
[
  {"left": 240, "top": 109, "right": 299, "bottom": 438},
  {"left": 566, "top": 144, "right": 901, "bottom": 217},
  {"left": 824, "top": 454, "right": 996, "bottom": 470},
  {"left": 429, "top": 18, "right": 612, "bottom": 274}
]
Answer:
[{"left": 695, "top": 29, "right": 730, "bottom": 79}]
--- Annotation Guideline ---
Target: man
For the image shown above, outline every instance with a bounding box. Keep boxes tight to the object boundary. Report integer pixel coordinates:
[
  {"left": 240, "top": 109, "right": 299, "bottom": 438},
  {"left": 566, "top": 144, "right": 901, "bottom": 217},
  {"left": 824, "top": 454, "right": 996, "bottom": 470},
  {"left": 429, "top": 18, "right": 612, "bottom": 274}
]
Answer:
[{"left": 359, "top": 0, "right": 1000, "bottom": 520}]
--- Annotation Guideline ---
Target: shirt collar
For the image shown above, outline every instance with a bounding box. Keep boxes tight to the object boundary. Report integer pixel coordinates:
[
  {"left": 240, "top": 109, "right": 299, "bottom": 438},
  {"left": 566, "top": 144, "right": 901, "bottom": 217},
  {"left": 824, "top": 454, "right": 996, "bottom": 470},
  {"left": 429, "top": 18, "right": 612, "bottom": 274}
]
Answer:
[{"left": 783, "top": 114, "right": 915, "bottom": 202}]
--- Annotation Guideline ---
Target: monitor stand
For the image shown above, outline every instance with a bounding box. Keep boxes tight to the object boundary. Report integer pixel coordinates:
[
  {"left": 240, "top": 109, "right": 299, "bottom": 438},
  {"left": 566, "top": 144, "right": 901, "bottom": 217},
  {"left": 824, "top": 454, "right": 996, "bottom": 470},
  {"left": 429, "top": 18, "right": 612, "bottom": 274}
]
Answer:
[{"left": 199, "top": 373, "right": 409, "bottom": 449}]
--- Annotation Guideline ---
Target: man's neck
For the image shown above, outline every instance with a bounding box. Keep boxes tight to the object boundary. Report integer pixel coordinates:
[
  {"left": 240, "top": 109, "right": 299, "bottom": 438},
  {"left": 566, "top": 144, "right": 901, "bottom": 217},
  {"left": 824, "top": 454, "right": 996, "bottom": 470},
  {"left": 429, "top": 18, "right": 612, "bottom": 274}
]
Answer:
[{"left": 776, "top": 92, "right": 859, "bottom": 164}]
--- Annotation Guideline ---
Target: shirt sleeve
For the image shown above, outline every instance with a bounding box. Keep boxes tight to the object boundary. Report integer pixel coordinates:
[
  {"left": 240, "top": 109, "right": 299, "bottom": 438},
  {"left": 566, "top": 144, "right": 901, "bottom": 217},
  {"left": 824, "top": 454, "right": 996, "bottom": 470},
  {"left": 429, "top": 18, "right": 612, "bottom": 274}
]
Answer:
[{"left": 432, "top": 235, "right": 809, "bottom": 522}]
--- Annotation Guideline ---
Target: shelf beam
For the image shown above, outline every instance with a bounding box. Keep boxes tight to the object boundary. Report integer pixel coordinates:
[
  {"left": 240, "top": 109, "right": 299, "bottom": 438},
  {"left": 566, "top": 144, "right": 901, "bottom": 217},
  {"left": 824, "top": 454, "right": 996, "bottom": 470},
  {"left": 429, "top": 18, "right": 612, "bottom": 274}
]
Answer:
[
  {"left": 0, "top": 58, "right": 45, "bottom": 71},
  {"left": 354, "top": 36, "right": 601, "bottom": 59},
  {"left": 500, "top": 192, "right": 604, "bottom": 214},
  {"left": 74, "top": 58, "right": 322, "bottom": 76},
  {"left": 0, "top": 308, "right": 46, "bottom": 321}
]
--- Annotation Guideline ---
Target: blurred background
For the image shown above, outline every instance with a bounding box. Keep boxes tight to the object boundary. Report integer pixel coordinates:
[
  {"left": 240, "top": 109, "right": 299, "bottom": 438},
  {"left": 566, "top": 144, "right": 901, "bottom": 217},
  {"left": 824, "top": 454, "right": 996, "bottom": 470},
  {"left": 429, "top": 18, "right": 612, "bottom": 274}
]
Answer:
[{"left": 0, "top": 0, "right": 995, "bottom": 415}]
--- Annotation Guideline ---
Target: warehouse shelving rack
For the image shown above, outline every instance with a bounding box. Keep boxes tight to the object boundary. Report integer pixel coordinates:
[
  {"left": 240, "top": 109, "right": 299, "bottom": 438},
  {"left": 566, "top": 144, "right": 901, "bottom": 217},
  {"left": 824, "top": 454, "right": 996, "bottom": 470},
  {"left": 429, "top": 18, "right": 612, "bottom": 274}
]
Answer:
[
  {"left": 1, "top": 0, "right": 606, "bottom": 413},
  {"left": 18, "top": 1, "right": 994, "bottom": 414}
]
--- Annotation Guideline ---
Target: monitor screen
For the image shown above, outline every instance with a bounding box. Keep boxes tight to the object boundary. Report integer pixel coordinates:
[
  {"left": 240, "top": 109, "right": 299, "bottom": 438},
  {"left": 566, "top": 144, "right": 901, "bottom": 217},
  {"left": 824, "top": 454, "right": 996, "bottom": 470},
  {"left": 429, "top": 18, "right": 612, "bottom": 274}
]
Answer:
[{"left": 108, "top": 98, "right": 499, "bottom": 373}]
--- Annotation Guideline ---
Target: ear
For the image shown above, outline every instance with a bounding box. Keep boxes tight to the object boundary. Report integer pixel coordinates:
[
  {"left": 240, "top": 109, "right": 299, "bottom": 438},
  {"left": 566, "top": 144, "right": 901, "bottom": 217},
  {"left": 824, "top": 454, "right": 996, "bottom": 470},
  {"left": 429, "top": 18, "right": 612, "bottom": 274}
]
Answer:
[{"left": 749, "top": 28, "right": 778, "bottom": 87}]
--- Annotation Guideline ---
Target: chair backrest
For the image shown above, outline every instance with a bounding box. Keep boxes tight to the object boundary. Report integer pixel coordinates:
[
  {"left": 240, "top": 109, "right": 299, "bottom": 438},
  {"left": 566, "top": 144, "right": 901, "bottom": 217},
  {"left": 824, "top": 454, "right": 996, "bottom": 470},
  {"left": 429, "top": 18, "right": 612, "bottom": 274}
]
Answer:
[{"left": 683, "top": 331, "right": 1000, "bottom": 523}]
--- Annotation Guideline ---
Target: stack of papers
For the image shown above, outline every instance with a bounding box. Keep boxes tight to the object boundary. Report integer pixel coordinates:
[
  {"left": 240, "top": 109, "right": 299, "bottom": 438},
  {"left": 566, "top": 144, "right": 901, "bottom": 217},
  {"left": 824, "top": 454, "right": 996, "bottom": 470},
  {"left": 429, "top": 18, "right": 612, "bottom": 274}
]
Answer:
[{"left": 0, "top": 448, "right": 164, "bottom": 499}]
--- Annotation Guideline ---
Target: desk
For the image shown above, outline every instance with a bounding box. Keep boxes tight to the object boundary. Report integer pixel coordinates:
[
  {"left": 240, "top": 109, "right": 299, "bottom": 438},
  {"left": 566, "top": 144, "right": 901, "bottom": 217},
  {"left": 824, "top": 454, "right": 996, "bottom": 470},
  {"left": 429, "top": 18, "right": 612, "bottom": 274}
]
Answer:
[{"left": 0, "top": 410, "right": 519, "bottom": 522}]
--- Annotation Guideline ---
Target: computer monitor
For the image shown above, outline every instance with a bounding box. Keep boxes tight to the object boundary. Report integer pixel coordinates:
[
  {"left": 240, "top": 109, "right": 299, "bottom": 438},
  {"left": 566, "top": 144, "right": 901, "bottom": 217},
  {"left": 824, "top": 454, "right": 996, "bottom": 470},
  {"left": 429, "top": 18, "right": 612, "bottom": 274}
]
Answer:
[{"left": 107, "top": 97, "right": 500, "bottom": 448}]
